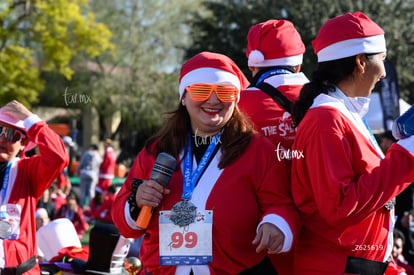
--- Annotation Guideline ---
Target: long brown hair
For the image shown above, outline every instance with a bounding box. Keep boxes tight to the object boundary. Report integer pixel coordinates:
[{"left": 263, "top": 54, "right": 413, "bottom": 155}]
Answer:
[{"left": 145, "top": 103, "right": 254, "bottom": 169}]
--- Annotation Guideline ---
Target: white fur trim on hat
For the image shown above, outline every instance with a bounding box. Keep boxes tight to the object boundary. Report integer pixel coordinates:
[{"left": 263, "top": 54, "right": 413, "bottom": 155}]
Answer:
[
  {"left": 248, "top": 54, "right": 304, "bottom": 67},
  {"left": 317, "top": 34, "right": 386, "bottom": 62},
  {"left": 179, "top": 67, "right": 241, "bottom": 99}
]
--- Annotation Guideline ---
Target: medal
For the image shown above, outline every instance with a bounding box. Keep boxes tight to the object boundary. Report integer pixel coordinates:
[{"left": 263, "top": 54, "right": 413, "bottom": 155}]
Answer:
[
  {"left": 0, "top": 220, "right": 12, "bottom": 239},
  {"left": 170, "top": 200, "right": 197, "bottom": 227},
  {"left": 170, "top": 131, "right": 220, "bottom": 227}
]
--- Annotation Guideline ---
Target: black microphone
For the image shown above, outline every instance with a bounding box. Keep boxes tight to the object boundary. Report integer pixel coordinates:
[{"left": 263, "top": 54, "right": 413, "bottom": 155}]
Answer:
[{"left": 135, "top": 152, "right": 177, "bottom": 229}]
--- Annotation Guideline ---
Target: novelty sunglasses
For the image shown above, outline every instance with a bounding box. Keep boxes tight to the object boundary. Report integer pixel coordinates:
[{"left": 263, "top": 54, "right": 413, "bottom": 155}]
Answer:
[
  {"left": 186, "top": 83, "right": 239, "bottom": 102},
  {"left": 0, "top": 125, "right": 26, "bottom": 143}
]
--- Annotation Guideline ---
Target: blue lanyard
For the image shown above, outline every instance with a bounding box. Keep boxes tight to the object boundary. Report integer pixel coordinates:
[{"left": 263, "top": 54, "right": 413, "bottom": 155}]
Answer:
[
  {"left": 362, "top": 118, "right": 384, "bottom": 159},
  {"left": 255, "top": 68, "right": 293, "bottom": 86},
  {"left": 1, "top": 162, "right": 11, "bottom": 204},
  {"left": 182, "top": 132, "right": 221, "bottom": 200}
]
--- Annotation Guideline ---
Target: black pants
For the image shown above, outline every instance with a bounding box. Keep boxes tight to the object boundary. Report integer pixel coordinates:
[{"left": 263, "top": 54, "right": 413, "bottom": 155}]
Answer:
[
  {"left": 344, "top": 256, "right": 390, "bottom": 275},
  {"left": 239, "top": 257, "right": 277, "bottom": 275}
]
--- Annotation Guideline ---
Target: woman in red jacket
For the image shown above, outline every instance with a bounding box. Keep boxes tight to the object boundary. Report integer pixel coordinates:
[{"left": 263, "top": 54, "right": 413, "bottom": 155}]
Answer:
[
  {"left": 0, "top": 100, "right": 68, "bottom": 274},
  {"left": 291, "top": 12, "right": 414, "bottom": 274},
  {"left": 112, "top": 52, "right": 300, "bottom": 274}
]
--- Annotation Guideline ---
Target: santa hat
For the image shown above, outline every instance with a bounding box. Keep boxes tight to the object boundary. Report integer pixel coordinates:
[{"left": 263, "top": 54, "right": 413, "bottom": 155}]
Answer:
[
  {"left": 246, "top": 20, "right": 305, "bottom": 67},
  {"left": 179, "top": 51, "right": 249, "bottom": 100},
  {"left": 312, "top": 11, "right": 386, "bottom": 62},
  {"left": 0, "top": 112, "right": 36, "bottom": 152}
]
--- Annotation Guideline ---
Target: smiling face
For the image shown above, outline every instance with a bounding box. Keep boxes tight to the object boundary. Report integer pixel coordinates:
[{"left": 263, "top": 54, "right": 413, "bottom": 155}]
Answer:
[
  {"left": 182, "top": 90, "right": 235, "bottom": 136},
  {"left": 0, "top": 123, "right": 26, "bottom": 162}
]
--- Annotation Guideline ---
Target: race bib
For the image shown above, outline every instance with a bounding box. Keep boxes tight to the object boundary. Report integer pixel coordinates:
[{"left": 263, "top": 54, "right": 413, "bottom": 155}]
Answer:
[
  {"left": 159, "top": 210, "right": 212, "bottom": 265},
  {"left": 0, "top": 204, "right": 21, "bottom": 240}
]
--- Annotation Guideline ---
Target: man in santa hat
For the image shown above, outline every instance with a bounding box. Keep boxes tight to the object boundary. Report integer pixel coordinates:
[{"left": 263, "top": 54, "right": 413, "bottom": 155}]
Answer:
[
  {"left": 239, "top": 19, "right": 309, "bottom": 153},
  {"left": 238, "top": 19, "right": 309, "bottom": 275},
  {"left": 0, "top": 100, "right": 68, "bottom": 274}
]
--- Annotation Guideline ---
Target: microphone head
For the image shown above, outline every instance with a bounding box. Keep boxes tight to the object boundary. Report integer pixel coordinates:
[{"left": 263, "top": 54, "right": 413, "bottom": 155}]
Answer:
[{"left": 150, "top": 152, "right": 177, "bottom": 186}]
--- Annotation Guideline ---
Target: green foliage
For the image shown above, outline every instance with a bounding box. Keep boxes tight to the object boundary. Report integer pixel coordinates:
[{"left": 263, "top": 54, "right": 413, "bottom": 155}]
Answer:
[
  {"left": 0, "top": 45, "right": 42, "bottom": 106},
  {"left": 187, "top": 0, "right": 414, "bottom": 103},
  {"left": 0, "top": 0, "right": 114, "bottom": 106},
  {"left": 83, "top": 0, "right": 202, "bottom": 130},
  {"left": 186, "top": 0, "right": 285, "bottom": 79}
]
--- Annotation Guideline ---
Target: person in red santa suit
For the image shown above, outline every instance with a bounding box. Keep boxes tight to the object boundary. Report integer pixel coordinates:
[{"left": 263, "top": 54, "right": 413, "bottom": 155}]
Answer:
[
  {"left": 0, "top": 100, "right": 69, "bottom": 274},
  {"left": 291, "top": 11, "right": 414, "bottom": 274},
  {"left": 239, "top": 19, "right": 309, "bottom": 153},
  {"left": 238, "top": 19, "right": 309, "bottom": 275},
  {"left": 111, "top": 52, "right": 300, "bottom": 275},
  {"left": 98, "top": 138, "right": 117, "bottom": 191},
  {"left": 94, "top": 185, "right": 117, "bottom": 224}
]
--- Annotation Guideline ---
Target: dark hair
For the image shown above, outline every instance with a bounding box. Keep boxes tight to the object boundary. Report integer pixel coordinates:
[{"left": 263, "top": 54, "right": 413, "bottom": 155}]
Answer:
[
  {"left": 90, "top": 144, "right": 99, "bottom": 150},
  {"left": 145, "top": 103, "right": 253, "bottom": 169},
  {"left": 292, "top": 55, "right": 357, "bottom": 127},
  {"left": 292, "top": 53, "right": 381, "bottom": 127},
  {"left": 107, "top": 185, "right": 117, "bottom": 194},
  {"left": 67, "top": 191, "right": 79, "bottom": 205},
  {"left": 393, "top": 228, "right": 406, "bottom": 245}
]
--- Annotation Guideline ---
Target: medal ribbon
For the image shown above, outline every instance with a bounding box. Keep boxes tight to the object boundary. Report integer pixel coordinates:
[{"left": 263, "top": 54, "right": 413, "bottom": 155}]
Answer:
[
  {"left": 182, "top": 132, "right": 221, "bottom": 200},
  {"left": 0, "top": 162, "right": 11, "bottom": 205},
  {"left": 255, "top": 68, "right": 293, "bottom": 86},
  {"left": 362, "top": 117, "right": 384, "bottom": 159}
]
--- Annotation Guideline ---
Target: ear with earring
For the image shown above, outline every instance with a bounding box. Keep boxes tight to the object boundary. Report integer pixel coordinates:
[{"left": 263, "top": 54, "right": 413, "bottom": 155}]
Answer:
[{"left": 181, "top": 99, "right": 185, "bottom": 106}]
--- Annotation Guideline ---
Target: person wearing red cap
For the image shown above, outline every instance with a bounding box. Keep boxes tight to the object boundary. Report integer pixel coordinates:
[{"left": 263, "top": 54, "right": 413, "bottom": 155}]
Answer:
[
  {"left": 0, "top": 100, "right": 69, "bottom": 274},
  {"left": 238, "top": 19, "right": 309, "bottom": 275},
  {"left": 112, "top": 52, "right": 300, "bottom": 274},
  {"left": 239, "top": 19, "right": 309, "bottom": 152},
  {"left": 291, "top": 12, "right": 414, "bottom": 274}
]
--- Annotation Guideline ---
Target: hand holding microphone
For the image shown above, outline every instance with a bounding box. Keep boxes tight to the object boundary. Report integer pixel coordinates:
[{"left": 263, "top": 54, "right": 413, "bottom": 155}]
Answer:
[{"left": 135, "top": 152, "right": 177, "bottom": 230}]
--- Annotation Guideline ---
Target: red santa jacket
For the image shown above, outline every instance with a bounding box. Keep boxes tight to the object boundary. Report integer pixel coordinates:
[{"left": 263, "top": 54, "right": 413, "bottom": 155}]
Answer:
[
  {"left": 94, "top": 193, "right": 116, "bottom": 224},
  {"left": 112, "top": 134, "right": 300, "bottom": 275},
  {"left": 238, "top": 71, "right": 308, "bottom": 275},
  {"left": 291, "top": 93, "right": 414, "bottom": 274},
  {"left": 99, "top": 147, "right": 116, "bottom": 179},
  {"left": 238, "top": 72, "right": 308, "bottom": 150},
  {"left": 0, "top": 120, "right": 68, "bottom": 273}
]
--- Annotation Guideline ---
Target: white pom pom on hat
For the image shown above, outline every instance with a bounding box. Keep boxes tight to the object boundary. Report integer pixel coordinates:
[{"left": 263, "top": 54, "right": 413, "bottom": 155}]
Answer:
[{"left": 248, "top": 50, "right": 265, "bottom": 65}]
